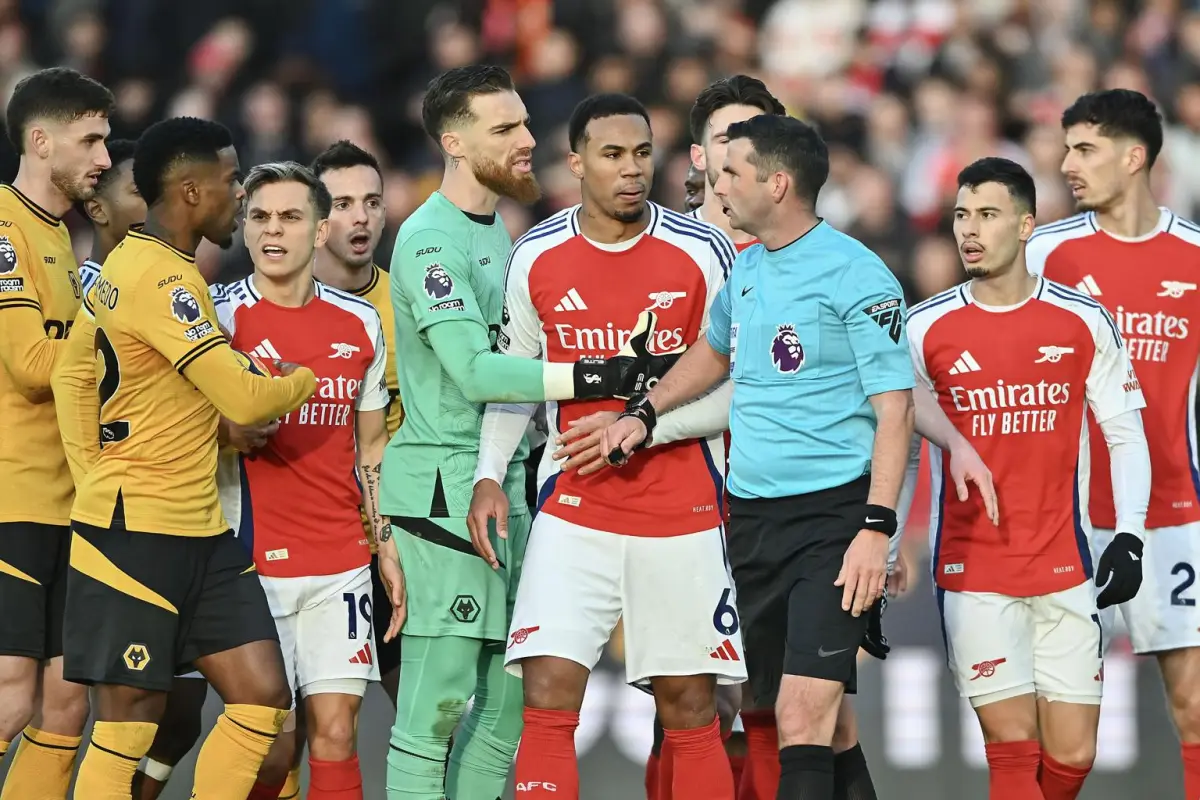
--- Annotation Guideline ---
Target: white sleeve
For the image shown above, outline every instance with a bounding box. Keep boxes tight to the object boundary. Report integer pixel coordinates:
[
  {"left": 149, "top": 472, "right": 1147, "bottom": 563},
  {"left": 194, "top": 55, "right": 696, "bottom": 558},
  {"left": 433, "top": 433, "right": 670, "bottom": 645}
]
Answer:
[
  {"left": 906, "top": 315, "right": 934, "bottom": 391},
  {"left": 356, "top": 313, "right": 389, "bottom": 412},
  {"left": 1098, "top": 409, "right": 1150, "bottom": 541},
  {"left": 475, "top": 247, "right": 544, "bottom": 485},
  {"left": 1024, "top": 232, "right": 1053, "bottom": 277},
  {"left": 651, "top": 380, "right": 732, "bottom": 445},
  {"left": 891, "top": 433, "right": 923, "bottom": 571},
  {"left": 700, "top": 228, "right": 735, "bottom": 333},
  {"left": 1085, "top": 307, "right": 1146, "bottom": 424},
  {"left": 211, "top": 283, "right": 236, "bottom": 335}
]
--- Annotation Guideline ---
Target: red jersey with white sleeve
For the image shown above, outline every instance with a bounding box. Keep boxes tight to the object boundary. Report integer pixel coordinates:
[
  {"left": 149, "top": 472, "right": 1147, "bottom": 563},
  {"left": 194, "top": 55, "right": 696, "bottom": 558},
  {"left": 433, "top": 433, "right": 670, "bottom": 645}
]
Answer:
[
  {"left": 907, "top": 277, "right": 1145, "bottom": 596},
  {"left": 214, "top": 276, "right": 388, "bottom": 578},
  {"left": 1027, "top": 209, "right": 1200, "bottom": 530},
  {"left": 502, "top": 203, "right": 735, "bottom": 537}
]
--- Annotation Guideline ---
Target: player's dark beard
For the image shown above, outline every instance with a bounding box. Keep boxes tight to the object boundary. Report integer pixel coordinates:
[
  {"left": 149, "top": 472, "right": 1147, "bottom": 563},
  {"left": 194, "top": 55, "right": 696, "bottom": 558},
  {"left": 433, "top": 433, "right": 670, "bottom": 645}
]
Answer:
[
  {"left": 612, "top": 205, "right": 645, "bottom": 223},
  {"left": 472, "top": 154, "right": 541, "bottom": 205},
  {"left": 51, "top": 166, "right": 94, "bottom": 203},
  {"left": 965, "top": 266, "right": 989, "bottom": 278}
]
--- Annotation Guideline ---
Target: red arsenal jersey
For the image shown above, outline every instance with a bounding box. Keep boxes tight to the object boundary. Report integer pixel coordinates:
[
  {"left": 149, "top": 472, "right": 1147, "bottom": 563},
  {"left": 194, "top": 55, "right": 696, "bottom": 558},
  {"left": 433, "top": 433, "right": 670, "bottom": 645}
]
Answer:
[
  {"left": 214, "top": 277, "right": 389, "bottom": 577},
  {"left": 1028, "top": 209, "right": 1200, "bottom": 530},
  {"left": 501, "top": 203, "right": 736, "bottom": 537},
  {"left": 907, "top": 278, "right": 1145, "bottom": 596}
]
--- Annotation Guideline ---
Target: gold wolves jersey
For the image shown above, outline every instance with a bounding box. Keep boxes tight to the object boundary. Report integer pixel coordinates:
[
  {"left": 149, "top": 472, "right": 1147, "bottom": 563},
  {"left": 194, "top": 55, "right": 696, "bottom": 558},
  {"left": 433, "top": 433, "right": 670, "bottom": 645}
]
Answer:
[
  {"left": 351, "top": 264, "right": 402, "bottom": 434},
  {"left": 72, "top": 230, "right": 316, "bottom": 537},
  {"left": 0, "top": 185, "right": 83, "bottom": 524}
]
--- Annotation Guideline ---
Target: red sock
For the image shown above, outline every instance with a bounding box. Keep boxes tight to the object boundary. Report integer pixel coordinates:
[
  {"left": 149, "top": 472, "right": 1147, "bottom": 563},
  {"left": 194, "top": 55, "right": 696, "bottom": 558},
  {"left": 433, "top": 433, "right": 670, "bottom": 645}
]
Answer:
[
  {"left": 738, "top": 710, "right": 779, "bottom": 800},
  {"left": 1038, "top": 751, "right": 1090, "bottom": 800},
  {"left": 985, "top": 740, "right": 1045, "bottom": 800},
  {"left": 646, "top": 751, "right": 660, "bottom": 799},
  {"left": 664, "top": 718, "right": 734, "bottom": 800},
  {"left": 729, "top": 754, "right": 746, "bottom": 791},
  {"left": 1182, "top": 743, "right": 1200, "bottom": 800},
  {"left": 657, "top": 738, "right": 673, "bottom": 800},
  {"left": 308, "top": 755, "right": 363, "bottom": 800},
  {"left": 514, "top": 707, "right": 579, "bottom": 799},
  {"left": 246, "top": 780, "right": 287, "bottom": 800}
]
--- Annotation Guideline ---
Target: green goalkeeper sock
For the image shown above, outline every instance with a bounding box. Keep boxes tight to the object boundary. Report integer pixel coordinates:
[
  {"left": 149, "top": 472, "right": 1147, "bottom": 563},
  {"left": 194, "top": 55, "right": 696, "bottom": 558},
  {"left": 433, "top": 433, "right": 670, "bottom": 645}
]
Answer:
[
  {"left": 446, "top": 642, "right": 525, "bottom": 799},
  {"left": 386, "top": 634, "right": 482, "bottom": 800}
]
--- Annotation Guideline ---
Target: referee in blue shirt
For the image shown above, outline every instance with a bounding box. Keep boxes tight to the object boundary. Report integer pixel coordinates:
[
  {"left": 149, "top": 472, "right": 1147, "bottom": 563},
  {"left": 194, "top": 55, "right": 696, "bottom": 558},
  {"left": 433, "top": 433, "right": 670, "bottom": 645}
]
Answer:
[{"left": 600, "top": 114, "right": 915, "bottom": 799}]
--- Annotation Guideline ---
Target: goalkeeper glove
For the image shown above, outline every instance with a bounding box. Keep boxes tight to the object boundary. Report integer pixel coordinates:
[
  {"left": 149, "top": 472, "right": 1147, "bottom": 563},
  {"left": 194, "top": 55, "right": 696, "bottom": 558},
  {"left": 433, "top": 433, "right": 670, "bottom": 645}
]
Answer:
[
  {"left": 572, "top": 310, "right": 684, "bottom": 399},
  {"left": 861, "top": 592, "right": 890, "bottom": 660},
  {"left": 1095, "top": 531, "right": 1143, "bottom": 609}
]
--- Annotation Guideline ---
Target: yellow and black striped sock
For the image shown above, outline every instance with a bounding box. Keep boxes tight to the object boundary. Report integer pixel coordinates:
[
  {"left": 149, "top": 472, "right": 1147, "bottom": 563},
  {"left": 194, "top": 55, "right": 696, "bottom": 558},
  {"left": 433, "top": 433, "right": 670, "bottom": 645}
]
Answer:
[
  {"left": 0, "top": 726, "right": 83, "bottom": 800},
  {"left": 75, "top": 721, "right": 158, "bottom": 800}
]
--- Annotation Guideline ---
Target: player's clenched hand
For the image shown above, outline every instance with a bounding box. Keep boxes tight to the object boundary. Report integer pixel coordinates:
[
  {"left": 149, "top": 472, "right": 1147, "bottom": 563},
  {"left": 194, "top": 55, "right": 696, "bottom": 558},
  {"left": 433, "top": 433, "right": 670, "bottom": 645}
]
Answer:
[
  {"left": 599, "top": 415, "right": 649, "bottom": 467},
  {"left": 218, "top": 418, "right": 279, "bottom": 454},
  {"left": 467, "top": 479, "right": 508, "bottom": 570},
  {"left": 835, "top": 530, "right": 889, "bottom": 617},
  {"left": 1095, "top": 531, "right": 1144, "bottom": 609},
  {"left": 378, "top": 551, "right": 406, "bottom": 642},
  {"left": 948, "top": 435, "right": 999, "bottom": 526},
  {"left": 553, "top": 411, "right": 620, "bottom": 475},
  {"left": 274, "top": 360, "right": 305, "bottom": 376}
]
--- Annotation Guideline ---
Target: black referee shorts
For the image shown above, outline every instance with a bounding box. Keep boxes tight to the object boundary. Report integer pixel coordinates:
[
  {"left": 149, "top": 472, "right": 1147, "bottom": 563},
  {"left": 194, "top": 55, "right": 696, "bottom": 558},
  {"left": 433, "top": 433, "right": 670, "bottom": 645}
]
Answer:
[{"left": 727, "top": 475, "right": 873, "bottom": 708}]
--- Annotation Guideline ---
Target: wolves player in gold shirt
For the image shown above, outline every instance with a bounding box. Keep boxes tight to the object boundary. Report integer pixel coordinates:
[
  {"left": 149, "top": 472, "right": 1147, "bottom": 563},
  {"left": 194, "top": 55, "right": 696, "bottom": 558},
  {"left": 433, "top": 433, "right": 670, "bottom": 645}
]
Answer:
[
  {"left": 63, "top": 117, "right": 317, "bottom": 800},
  {"left": 0, "top": 67, "right": 113, "bottom": 800}
]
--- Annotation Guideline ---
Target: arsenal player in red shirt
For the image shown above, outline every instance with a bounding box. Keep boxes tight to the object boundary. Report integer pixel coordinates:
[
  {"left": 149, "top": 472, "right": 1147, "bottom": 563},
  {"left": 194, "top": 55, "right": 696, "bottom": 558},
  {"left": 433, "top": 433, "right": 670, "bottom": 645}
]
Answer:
[{"left": 1027, "top": 89, "right": 1200, "bottom": 799}]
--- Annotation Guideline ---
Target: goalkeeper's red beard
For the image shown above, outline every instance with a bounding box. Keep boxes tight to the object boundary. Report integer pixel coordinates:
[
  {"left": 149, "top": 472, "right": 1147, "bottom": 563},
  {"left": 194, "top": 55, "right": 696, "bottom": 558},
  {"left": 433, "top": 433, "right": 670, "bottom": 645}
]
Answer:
[{"left": 472, "top": 151, "right": 542, "bottom": 205}]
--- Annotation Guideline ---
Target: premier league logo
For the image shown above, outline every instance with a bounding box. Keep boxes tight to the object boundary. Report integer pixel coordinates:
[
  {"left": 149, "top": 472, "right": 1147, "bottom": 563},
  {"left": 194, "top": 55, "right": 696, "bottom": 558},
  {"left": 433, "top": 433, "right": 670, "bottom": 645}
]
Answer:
[
  {"left": 424, "top": 263, "right": 453, "bottom": 299},
  {"left": 771, "top": 324, "right": 804, "bottom": 373},
  {"left": 169, "top": 286, "right": 202, "bottom": 324},
  {"left": 0, "top": 236, "right": 17, "bottom": 275}
]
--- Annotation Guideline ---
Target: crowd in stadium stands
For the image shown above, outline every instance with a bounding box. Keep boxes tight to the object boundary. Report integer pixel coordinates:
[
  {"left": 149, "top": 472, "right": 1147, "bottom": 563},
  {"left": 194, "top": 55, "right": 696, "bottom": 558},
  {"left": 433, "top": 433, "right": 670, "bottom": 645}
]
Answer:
[{"left": 0, "top": 0, "right": 1194, "bottom": 302}]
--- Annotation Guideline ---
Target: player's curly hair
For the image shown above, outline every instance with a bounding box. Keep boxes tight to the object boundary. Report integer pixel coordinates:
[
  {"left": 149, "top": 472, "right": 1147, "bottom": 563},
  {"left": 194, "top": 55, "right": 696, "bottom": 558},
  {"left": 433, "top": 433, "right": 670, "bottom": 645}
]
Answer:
[
  {"left": 421, "top": 65, "right": 515, "bottom": 144},
  {"left": 688, "top": 75, "right": 786, "bottom": 146},
  {"left": 1062, "top": 89, "right": 1164, "bottom": 169},
  {"left": 94, "top": 139, "right": 137, "bottom": 197},
  {"left": 310, "top": 139, "right": 381, "bottom": 180},
  {"left": 133, "top": 117, "right": 234, "bottom": 207},
  {"left": 6, "top": 67, "right": 114, "bottom": 153},
  {"left": 567, "top": 93, "right": 651, "bottom": 153}
]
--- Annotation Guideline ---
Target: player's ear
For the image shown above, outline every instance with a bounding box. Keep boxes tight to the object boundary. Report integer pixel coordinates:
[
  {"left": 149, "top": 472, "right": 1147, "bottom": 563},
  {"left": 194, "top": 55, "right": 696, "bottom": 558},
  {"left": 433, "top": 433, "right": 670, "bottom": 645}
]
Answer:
[
  {"left": 180, "top": 177, "right": 202, "bottom": 208},
  {"left": 1018, "top": 211, "right": 1035, "bottom": 242},
  {"left": 1125, "top": 141, "right": 1148, "bottom": 176},
  {"left": 83, "top": 197, "right": 106, "bottom": 226},
  {"left": 313, "top": 217, "right": 330, "bottom": 249},
  {"left": 26, "top": 124, "right": 50, "bottom": 160},
  {"left": 567, "top": 151, "right": 584, "bottom": 181},
  {"left": 690, "top": 143, "right": 705, "bottom": 172},
  {"left": 440, "top": 130, "right": 465, "bottom": 162}
]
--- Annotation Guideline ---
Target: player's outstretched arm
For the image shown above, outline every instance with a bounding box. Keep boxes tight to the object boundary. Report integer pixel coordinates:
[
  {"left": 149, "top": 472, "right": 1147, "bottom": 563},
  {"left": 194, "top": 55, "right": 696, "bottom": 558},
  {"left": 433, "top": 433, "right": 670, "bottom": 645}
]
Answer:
[
  {"left": 356, "top": 406, "right": 405, "bottom": 639},
  {"left": 0, "top": 230, "right": 64, "bottom": 392},
  {"left": 52, "top": 298, "right": 100, "bottom": 485}
]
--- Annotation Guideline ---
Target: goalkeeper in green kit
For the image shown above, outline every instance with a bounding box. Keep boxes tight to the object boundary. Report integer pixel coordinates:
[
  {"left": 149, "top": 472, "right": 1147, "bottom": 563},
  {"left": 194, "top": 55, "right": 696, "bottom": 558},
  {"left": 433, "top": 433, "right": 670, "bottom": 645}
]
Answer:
[{"left": 380, "top": 65, "right": 676, "bottom": 799}]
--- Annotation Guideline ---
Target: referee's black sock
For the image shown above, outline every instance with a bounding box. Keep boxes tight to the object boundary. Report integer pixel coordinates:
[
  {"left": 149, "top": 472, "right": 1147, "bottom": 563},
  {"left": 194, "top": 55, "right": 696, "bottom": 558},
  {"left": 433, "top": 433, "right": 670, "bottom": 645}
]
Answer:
[
  {"left": 833, "top": 743, "right": 878, "bottom": 800},
  {"left": 778, "top": 744, "right": 834, "bottom": 799}
]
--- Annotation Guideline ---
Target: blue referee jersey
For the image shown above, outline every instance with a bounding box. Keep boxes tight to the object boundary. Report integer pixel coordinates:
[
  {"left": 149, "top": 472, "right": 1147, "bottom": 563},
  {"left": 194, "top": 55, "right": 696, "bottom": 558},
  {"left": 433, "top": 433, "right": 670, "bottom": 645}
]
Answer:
[{"left": 706, "top": 221, "right": 915, "bottom": 499}]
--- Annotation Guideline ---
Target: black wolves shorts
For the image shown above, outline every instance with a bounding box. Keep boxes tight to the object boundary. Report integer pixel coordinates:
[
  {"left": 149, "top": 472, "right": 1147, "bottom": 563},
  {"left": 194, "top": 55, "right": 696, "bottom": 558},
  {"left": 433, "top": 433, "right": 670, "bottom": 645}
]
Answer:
[
  {"left": 0, "top": 522, "right": 70, "bottom": 660},
  {"left": 726, "top": 475, "right": 873, "bottom": 708},
  {"left": 63, "top": 522, "right": 278, "bottom": 692},
  {"left": 370, "top": 553, "right": 402, "bottom": 675}
]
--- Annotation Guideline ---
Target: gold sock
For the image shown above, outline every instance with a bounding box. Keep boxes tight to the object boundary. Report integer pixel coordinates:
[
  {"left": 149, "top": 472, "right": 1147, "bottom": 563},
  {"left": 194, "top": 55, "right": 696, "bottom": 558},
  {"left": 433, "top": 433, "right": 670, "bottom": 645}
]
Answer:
[
  {"left": 279, "top": 766, "right": 301, "bottom": 799},
  {"left": 190, "top": 704, "right": 287, "bottom": 799},
  {"left": 74, "top": 721, "right": 158, "bottom": 800},
  {"left": 0, "top": 726, "right": 83, "bottom": 800}
]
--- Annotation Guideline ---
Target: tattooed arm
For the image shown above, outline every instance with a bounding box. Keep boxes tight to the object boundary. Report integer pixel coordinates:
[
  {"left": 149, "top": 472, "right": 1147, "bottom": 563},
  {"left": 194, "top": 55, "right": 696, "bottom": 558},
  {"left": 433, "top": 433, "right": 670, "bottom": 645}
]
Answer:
[{"left": 357, "top": 407, "right": 406, "bottom": 640}]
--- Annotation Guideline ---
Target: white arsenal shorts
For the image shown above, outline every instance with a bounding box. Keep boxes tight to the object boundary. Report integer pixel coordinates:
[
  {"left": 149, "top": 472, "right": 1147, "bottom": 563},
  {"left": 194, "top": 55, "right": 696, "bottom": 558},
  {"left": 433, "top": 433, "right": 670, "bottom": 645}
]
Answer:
[
  {"left": 259, "top": 565, "right": 378, "bottom": 701},
  {"left": 505, "top": 513, "right": 747, "bottom": 688},
  {"left": 939, "top": 581, "right": 1103, "bottom": 708},
  {"left": 1094, "top": 523, "right": 1200, "bottom": 654}
]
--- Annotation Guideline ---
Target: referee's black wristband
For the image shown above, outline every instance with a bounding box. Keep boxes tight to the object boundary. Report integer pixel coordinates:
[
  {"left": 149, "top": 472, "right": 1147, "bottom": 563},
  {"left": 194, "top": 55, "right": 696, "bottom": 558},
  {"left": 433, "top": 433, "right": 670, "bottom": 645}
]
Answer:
[
  {"left": 860, "top": 505, "right": 897, "bottom": 537},
  {"left": 618, "top": 393, "right": 657, "bottom": 446}
]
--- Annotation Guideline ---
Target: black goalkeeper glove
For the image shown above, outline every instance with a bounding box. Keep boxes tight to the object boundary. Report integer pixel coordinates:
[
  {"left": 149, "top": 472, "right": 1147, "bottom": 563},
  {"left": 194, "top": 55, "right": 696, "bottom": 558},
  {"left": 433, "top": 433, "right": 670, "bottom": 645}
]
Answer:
[
  {"left": 861, "top": 591, "right": 890, "bottom": 660},
  {"left": 572, "top": 310, "right": 683, "bottom": 400},
  {"left": 1095, "top": 531, "right": 1144, "bottom": 609}
]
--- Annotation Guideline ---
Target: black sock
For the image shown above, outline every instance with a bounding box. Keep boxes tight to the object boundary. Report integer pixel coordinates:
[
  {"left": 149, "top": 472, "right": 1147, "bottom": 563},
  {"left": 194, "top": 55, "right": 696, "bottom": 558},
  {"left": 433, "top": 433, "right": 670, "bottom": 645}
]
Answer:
[
  {"left": 833, "top": 744, "right": 878, "bottom": 800},
  {"left": 778, "top": 744, "right": 835, "bottom": 800},
  {"left": 651, "top": 715, "right": 665, "bottom": 757}
]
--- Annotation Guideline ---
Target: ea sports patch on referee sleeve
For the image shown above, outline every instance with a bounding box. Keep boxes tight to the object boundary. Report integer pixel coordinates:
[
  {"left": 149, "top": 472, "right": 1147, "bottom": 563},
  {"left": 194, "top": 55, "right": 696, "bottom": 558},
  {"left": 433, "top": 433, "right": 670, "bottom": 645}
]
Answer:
[{"left": 863, "top": 298, "right": 904, "bottom": 344}]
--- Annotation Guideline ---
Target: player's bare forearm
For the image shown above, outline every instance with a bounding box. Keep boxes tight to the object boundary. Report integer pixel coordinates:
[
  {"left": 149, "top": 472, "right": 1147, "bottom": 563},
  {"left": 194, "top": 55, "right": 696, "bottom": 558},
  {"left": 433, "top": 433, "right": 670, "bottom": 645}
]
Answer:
[
  {"left": 913, "top": 383, "right": 964, "bottom": 451},
  {"left": 646, "top": 337, "right": 729, "bottom": 414},
  {"left": 0, "top": 304, "right": 61, "bottom": 392},
  {"left": 356, "top": 409, "right": 389, "bottom": 547},
  {"left": 867, "top": 389, "right": 915, "bottom": 510}
]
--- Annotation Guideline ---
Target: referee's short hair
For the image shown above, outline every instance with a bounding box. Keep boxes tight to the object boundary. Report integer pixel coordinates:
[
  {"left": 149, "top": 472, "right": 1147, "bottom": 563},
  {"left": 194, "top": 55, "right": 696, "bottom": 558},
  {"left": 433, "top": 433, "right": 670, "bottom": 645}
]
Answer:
[
  {"left": 957, "top": 157, "right": 1036, "bottom": 216},
  {"left": 725, "top": 115, "right": 828, "bottom": 207}
]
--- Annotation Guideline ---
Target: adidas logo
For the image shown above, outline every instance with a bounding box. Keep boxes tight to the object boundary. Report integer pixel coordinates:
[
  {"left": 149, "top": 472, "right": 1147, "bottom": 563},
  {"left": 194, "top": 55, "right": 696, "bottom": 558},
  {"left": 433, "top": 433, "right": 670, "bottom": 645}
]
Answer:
[
  {"left": 1076, "top": 275, "right": 1101, "bottom": 295},
  {"left": 948, "top": 350, "right": 982, "bottom": 375},
  {"left": 709, "top": 639, "right": 740, "bottom": 662},
  {"left": 554, "top": 288, "right": 588, "bottom": 312},
  {"left": 349, "top": 643, "right": 373, "bottom": 666},
  {"left": 251, "top": 338, "right": 282, "bottom": 360}
]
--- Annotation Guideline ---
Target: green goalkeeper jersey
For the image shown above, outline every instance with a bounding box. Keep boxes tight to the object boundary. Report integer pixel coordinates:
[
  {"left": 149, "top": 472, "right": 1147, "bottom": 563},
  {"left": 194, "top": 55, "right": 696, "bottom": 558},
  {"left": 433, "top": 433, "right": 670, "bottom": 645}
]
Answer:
[{"left": 380, "top": 192, "right": 535, "bottom": 518}]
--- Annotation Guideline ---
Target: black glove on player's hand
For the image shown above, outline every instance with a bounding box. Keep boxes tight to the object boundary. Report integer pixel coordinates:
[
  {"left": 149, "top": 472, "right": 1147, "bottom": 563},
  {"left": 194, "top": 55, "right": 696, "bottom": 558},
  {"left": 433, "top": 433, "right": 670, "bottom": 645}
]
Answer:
[
  {"left": 572, "top": 310, "right": 683, "bottom": 399},
  {"left": 1095, "top": 531, "right": 1144, "bottom": 610},
  {"left": 861, "top": 592, "right": 890, "bottom": 660}
]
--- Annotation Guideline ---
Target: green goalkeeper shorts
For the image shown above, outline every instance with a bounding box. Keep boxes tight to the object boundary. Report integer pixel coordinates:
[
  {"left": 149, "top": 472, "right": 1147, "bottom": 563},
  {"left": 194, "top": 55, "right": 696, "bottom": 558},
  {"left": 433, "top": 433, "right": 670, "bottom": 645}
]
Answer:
[{"left": 390, "top": 513, "right": 531, "bottom": 641}]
